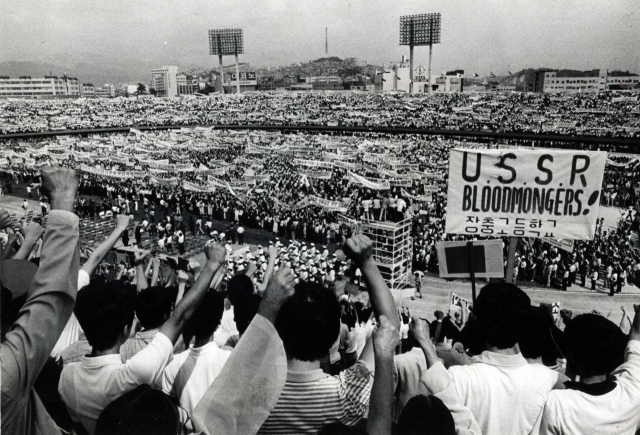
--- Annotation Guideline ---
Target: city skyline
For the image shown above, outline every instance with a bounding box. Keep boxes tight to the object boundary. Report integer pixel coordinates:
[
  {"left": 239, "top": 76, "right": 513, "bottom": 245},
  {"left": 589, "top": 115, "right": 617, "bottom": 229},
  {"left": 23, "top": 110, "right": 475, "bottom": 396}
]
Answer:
[{"left": 1, "top": 0, "right": 639, "bottom": 84}]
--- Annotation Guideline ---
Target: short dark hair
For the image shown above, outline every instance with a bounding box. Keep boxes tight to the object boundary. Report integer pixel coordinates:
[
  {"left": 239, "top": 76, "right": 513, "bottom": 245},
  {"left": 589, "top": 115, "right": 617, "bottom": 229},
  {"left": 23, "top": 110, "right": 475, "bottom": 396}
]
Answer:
[
  {"left": 564, "top": 314, "right": 627, "bottom": 377},
  {"left": 75, "top": 282, "right": 135, "bottom": 351},
  {"left": 276, "top": 281, "right": 341, "bottom": 362},
  {"left": 519, "top": 306, "right": 564, "bottom": 364},
  {"left": 96, "top": 385, "right": 180, "bottom": 435},
  {"left": 185, "top": 290, "right": 226, "bottom": 339},
  {"left": 135, "top": 286, "right": 174, "bottom": 330},
  {"left": 473, "top": 282, "right": 531, "bottom": 349},
  {"left": 227, "top": 275, "right": 260, "bottom": 335},
  {"left": 397, "top": 395, "right": 456, "bottom": 435}
]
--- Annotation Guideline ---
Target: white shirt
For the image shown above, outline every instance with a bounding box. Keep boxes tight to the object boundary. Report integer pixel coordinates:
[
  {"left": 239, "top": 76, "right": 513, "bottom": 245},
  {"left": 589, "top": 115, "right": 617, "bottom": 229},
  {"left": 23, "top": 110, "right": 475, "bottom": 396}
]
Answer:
[
  {"left": 162, "top": 342, "right": 231, "bottom": 419},
  {"left": 51, "top": 270, "right": 91, "bottom": 359},
  {"left": 537, "top": 340, "right": 640, "bottom": 435},
  {"left": 448, "top": 351, "right": 558, "bottom": 435},
  {"left": 59, "top": 333, "right": 174, "bottom": 435}
]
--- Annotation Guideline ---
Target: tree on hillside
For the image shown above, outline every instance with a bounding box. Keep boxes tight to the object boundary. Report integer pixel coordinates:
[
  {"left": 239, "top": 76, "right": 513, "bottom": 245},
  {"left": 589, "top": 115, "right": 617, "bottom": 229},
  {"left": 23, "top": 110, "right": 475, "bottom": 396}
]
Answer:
[{"left": 137, "top": 83, "right": 147, "bottom": 94}]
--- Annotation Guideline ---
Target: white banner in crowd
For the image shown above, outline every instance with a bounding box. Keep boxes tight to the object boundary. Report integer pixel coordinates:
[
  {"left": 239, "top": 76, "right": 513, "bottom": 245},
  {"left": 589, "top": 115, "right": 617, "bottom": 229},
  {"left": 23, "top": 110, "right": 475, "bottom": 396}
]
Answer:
[
  {"left": 347, "top": 171, "right": 390, "bottom": 190},
  {"left": 446, "top": 149, "right": 607, "bottom": 239}
]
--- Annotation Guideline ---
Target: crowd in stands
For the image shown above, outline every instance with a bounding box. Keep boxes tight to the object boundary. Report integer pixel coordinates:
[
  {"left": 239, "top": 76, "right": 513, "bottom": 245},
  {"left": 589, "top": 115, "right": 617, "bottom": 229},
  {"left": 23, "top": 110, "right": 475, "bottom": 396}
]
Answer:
[
  {"left": 2, "top": 167, "right": 640, "bottom": 435},
  {"left": 1, "top": 91, "right": 639, "bottom": 137}
]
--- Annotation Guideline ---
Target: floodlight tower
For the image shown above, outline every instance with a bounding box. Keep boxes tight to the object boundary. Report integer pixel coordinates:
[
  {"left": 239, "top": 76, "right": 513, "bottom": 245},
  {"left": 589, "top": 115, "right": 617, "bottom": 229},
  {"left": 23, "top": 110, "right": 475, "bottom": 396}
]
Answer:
[
  {"left": 399, "top": 13, "right": 441, "bottom": 94},
  {"left": 208, "top": 28, "right": 244, "bottom": 94}
]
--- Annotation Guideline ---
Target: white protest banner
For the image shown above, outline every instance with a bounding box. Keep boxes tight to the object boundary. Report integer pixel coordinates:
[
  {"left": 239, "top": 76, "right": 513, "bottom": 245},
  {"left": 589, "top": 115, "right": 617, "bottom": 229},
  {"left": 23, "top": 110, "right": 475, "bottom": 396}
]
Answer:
[
  {"left": 401, "top": 188, "right": 433, "bottom": 202},
  {"left": 293, "top": 159, "right": 334, "bottom": 169},
  {"left": 451, "top": 293, "right": 472, "bottom": 310},
  {"left": 445, "top": 149, "right": 607, "bottom": 240},
  {"left": 309, "top": 195, "right": 350, "bottom": 213},
  {"left": 540, "top": 238, "right": 574, "bottom": 253},
  {"left": 334, "top": 161, "right": 359, "bottom": 171},
  {"left": 183, "top": 180, "right": 216, "bottom": 192},
  {"left": 347, "top": 171, "right": 390, "bottom": 190}
]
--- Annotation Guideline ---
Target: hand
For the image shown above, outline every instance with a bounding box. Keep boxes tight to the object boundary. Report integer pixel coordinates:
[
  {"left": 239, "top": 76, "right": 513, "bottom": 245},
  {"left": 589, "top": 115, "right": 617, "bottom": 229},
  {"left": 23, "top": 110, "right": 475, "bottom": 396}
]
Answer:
[
  {"left": 245, "top": 261, "right": 258, "bottom": 276},
  {"left": 409, "top": 316, "right": 431, "bottom": 347},
  {"left": 434, "top": 310, "right": 445, "bottom": 321},
  {"left": 133, "top": 249, "right": 150, "bottom": 265},
  {"left": 41, "top": 166, "right": 78, "bottom": 212},
  {"left": 177, "top": 270, "right": 189, "bottom": 283},
  {"left": 262, "top": 267, "right": 296, "bottom": 313},
  {"left": 0, "top": 209, "right": 11, "bottom": 230},
  {"left": 21, "top": 222, "right": 44, "bottom": 243},
  {"left": 341, "top": 234, "right": 374, "bottom": 265},
  {"left": 373, "top": 315, "right": 399, "bottom": 356},
  {"left": 268, "top": 245, "right": 277, "bottom": 258},
  {"left": 204, "top": 241, "right": 226, "bottom": 265},
  {"left": 1, "top": 233, "right": 18, "bottom": 260},
  {"left": 118, "top": 263, "right": 126, "bottom": 272},
  {"left": 116, "top": 214, "right": 131, "bottom": 231},
  {"left": 560, "top": 309, "right": 573, "bottom": 324},
  {"left": 621, "top": 306, "right": 627, "bottom": 313}
]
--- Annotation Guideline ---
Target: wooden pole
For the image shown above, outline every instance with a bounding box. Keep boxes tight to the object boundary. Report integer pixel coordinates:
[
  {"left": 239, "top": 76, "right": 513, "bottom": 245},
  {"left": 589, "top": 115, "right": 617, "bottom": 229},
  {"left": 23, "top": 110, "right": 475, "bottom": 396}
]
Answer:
[
  {"left": 428, "top": 44, "right": 433, "bottom": 93},
  {"left": 505, "top": 237, "right": 519, "bottom": 283},
  {"left": 467, "top": 241, "right": 477, "bottom": 304},
  {"left": 409, "top": 45, "right": 414, "bottom": 94}
]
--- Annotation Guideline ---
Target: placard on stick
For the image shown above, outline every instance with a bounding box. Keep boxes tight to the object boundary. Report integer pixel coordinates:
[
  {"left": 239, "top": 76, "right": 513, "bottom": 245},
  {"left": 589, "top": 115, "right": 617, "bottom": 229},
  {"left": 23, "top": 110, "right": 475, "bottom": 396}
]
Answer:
[{"left": 437, "top": 239, "right": 504, "bottom": 279}]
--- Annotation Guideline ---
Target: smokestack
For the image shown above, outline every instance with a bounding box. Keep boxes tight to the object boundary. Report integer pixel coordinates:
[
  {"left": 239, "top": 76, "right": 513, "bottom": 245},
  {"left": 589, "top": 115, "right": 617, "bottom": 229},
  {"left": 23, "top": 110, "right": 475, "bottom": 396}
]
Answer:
[{"left": 325, "top": 27, "right": 328, "bottom": 56}]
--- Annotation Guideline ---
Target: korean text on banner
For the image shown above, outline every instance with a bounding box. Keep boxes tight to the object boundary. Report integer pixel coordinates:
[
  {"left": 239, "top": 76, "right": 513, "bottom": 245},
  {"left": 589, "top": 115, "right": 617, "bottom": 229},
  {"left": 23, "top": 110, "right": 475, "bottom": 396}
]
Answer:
[{"left": 445, "top": 149, "right": 607, "bottom": 240}]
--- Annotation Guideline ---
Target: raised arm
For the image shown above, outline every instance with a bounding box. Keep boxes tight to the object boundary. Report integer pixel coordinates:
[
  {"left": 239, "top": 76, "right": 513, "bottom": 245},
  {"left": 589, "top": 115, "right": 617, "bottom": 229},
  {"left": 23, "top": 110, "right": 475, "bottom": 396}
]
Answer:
[
  {"left": 133, "top": 249, "right": 151, "bottom": 292},
  {"left": 367, "top": 315, "right": 398, "bottom": 435},
  {"left": 159, "top": 241, "right": 226, "bottom": 344},
  {"left": 150, "top": 257, "right": 161, "bottom": 287},
  {"left": 1, "top": 167, "right": 80, "bottom": 409},
  {"left": 12, "top": 222, "right": 44, "bottom": 260},
  {"left": 342, "top": 235, "right": 400, "bottom": 331},
  {"left": 80, "top": 214, "right": 131, "bottom": 276}
]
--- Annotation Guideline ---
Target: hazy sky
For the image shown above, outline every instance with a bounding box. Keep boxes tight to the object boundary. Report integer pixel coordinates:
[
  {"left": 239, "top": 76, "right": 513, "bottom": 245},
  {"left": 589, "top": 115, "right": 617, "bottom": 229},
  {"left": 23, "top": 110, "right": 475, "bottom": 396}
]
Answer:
[{"left": 1, "top": 0, "right": 639, "bottom": 75}]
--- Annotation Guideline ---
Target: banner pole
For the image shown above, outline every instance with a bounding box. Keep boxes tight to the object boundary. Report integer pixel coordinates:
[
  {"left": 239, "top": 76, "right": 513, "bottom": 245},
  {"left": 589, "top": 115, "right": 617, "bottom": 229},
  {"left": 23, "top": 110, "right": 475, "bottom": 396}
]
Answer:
[
  {"left": 467, "top": 241, "right": 476, "bottom": 304},
  {"left": 505, "top": 237, "right": 519, "bottom": 284}
]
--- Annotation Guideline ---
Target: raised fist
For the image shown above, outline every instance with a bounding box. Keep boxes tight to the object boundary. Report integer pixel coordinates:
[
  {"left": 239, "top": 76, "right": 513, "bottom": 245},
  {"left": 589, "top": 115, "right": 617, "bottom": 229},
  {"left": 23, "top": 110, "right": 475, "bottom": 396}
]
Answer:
[
  {"left": 263, "top": 267, "right": 296, "bottom": 310},
  {"left": 409, "top": 316, "right": 431, "bottom": 347},
  {"left": 116, "top": 214, "right": 132, "bottom": 231},
  {"left": 133, "top": 249, "right": 150, "bottom": 265},
  {"left": 41, "top": 166, "right": 78, "bottom": 212},
  {"left": 21, "top": 222, "right": 44, "bottom": 243},
  {"left": 341, "top": 234, "right": 374, "bottom": 265},
  {"left": 204, "top": 241, "right": 226, "bottom": 264}
]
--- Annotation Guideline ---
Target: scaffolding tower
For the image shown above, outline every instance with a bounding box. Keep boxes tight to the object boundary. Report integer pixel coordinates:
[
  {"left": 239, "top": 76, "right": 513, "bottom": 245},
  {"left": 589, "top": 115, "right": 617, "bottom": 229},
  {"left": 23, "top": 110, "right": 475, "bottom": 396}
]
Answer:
[{"left": 360, "top": 217, "right": 413, "bottom": 290}]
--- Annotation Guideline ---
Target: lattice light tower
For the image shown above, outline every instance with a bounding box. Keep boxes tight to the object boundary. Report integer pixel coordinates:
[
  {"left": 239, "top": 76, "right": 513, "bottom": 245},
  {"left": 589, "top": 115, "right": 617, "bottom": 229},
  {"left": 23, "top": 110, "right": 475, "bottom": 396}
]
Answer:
[
  {"left": 399, "top": 13, "right": 441, "bottom": 94},
  {"left": 360, "top": 217, "right": 413, "bottom": 290},
  {"left": 208, "top": 28, "right": 244, "bottom": 94}
]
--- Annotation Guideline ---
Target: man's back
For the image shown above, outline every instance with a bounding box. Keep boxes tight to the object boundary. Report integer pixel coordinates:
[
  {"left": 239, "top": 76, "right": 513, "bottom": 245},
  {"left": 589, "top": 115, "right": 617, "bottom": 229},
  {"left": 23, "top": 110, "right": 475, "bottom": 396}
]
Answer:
[
  {"left": 538, "top": 340, "right": 640, "bottom": 435},
  {"left": 59, "top": 333, "right": 173, "bottom": 435},
  {"left": 449, "top": 351, "right": 557, "bottom": 435},
  {"left": 259, "top": 361, "right": 372, "bottom": 434}
]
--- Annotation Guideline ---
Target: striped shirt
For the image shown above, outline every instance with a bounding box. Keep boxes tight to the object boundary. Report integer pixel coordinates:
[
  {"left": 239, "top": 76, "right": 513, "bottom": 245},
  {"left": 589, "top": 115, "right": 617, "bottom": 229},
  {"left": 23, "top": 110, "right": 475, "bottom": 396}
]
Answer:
[{"left": 258, "top": 361, "right": 372, "bottom": 434}]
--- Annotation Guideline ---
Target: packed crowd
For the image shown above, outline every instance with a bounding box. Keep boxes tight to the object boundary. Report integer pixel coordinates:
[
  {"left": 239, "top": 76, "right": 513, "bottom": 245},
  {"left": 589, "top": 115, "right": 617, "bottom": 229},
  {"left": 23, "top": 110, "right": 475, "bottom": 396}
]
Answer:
[
  {"left": 1, "top": 91, "right": 639, "bottom": 137},
  {"left": 3, "top": 125, "right": 640, "bottom": 293},
  {"left": 2, "top": 167, "right": 640, "bottom": 435}
]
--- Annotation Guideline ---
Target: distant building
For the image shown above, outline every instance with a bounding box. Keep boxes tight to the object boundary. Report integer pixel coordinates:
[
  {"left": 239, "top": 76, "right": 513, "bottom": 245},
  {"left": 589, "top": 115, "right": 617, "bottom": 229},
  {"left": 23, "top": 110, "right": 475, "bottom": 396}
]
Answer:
[
  {"left": 379, "top": 57, "right": 431, "bottom": 93},
  {"left": 225, "top": 71, "right": 258, "bottom": 93},
  {"left": 541, "top": 69, "right": 639, "bottom": 93},
  {"left": 150, "top": 66, "right": 178, "bottom": 97},
  {"left": 95, "top": 84, "right": 115, "bottom": 98},
  {"left": 0, "top": 75, "right": 80, "bottom": 98},
  {"left": 80, "top": 83, "right": 95, "bottom": 96},
  {"left": 305, "top": 76, "right": 343, "bottom": 90},
  {"left": 434, "top": 70, "right": 465, "bottom": 93}
]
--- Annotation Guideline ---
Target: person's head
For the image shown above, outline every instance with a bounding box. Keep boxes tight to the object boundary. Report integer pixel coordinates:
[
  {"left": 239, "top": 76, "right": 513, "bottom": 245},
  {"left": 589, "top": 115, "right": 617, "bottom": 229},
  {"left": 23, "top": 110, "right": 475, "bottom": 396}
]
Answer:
[
  {"left": 564, "top": 314, "right": 627, "bottom": 379},
  {"left": 473, "top": 282, "right": 531, "bottom": 350},
  {"left": 185, "top": 289, "right": 226, "bottom": 340},
  {"left": 519, "top": 306, "right": 564, "bottom": 365},
  {"left": 397, "top": 395, "right": 456, "bottom": 435},
  {"left": 276, "top": 281, "right": 341, "bottom": 362},
  {"left": 135, "top": 286, "right": 174, "bottom": 330},
  {"left": 226, "top": 274, "right": 260, "bottom": 335},
  {"left": 96, "top": 385, "right": 184, "bottom": 435},
  {"left": 75, "top": 282, "right": 136, "bottom": 351}
]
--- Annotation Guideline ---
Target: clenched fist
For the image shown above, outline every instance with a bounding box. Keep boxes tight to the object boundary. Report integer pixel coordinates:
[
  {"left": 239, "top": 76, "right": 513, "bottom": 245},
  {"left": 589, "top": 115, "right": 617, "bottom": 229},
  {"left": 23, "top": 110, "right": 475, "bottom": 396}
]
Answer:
[
  {"left": 260, "top": 266, "right": 297, "bottom": 323},
  {"left": 41, "top": 166, "right": 78, "bottom": 212},
  {"left": 116, "top": 214, "right": 132, "bottom": 231},
  {"left": 204, "top": 241, "right": 226, "bottom": 265},
  {"left": 21, "top": 222, "right": 45, "bottom": 243},
  {"left": 341, "top": 234, "right": 374, "bottom": 266}
]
